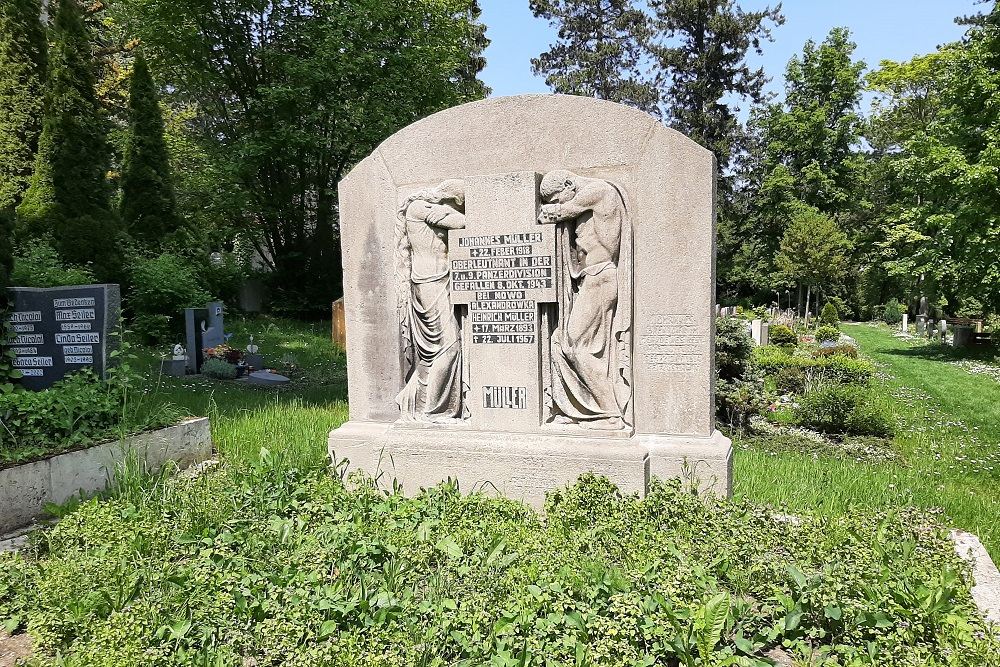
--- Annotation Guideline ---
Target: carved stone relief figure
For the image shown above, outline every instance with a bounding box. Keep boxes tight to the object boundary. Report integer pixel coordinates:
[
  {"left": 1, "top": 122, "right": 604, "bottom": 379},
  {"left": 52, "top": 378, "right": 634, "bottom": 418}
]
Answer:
[
  {"left": 538, "top": 170, "right": 633, "bottom": 429},
  {"left": 394, "top": 179, "right": 468, "bottom": 421}
]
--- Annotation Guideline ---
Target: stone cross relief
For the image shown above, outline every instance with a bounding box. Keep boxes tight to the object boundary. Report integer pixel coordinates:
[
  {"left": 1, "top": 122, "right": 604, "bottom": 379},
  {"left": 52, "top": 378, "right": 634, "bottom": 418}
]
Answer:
[{"left": 393, "top": 170, "right": 633, "bottom": 432}]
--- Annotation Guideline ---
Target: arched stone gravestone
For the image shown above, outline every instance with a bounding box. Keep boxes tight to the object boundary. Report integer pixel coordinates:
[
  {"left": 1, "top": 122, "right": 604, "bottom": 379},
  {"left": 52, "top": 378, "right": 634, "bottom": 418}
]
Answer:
[{"left": 328, "top": 95, "right": 731, "bottom": 506}]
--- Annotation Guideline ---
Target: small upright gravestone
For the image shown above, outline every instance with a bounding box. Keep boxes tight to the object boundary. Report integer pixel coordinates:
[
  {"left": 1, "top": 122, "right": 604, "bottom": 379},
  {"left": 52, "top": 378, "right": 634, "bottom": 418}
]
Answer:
[
  {"left": 901, "top": 313, "right": 909, "bottom": 333},
  {"left": 5, "top": 284, "right": 121, "bottom": 390},
  {"left": 751, "top": 319, "right": 769, "bottom": 346},
  {"left": 183, "top": 301, "right": 224, "bottom": 373},
  {"left": 329, "top": 95, "right": 731, "bottom": 506}
]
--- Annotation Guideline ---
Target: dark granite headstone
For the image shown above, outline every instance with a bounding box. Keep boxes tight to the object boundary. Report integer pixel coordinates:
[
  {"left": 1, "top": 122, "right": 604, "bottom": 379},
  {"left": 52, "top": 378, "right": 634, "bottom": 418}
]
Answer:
[
  {"left": 5, "top": 284, "right": 121, "bottom": 391},
  {"left": 184, "top": 301, "right": 225, "bottom": 373},
  {"left": 184, "top": 307, "right": 208, "bottom": 373}
]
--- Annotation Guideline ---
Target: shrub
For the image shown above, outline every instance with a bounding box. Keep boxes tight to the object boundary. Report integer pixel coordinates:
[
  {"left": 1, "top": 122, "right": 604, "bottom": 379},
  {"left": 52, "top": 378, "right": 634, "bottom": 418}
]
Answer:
[
  {"left": 10, "top": 239, "right": 95, "bottom": 287},
  {"left": 0, "top": 370, "right": 118, "bottom": 463},
  {"left": 201, "top": 357, "right": 237, "bottom": 380},
  {"left": 753, "top": 345, "right": 874, "bottom": 386},
  {"left": 882, "top": 299, "right": 903, "bottom": 325},
  {"left": 129, "top": 252, "right": 212, "bottom": 343},
  {"left": 819, "top": 302, "right": 839, "bottom": 326},
  {"left": 768, "top": 324, "right": 797, "bottom": 347},
  {"left": 795, "top": 384, "right": 895, "bottom": 437},
  {"left": 812, "top": 344, "right": 859, "bottom": 359},
  {"left": 715, "top": 316, "right": 753, "bottom": 380},
  {"left": 774, "top": 365, "right": 807, "bottom": 394},
  {"left": 815, "top": 325, "right": 840, "bottom": 343},
  {"left": 716, "top": 376, "right": 767, "bottom": 428}
]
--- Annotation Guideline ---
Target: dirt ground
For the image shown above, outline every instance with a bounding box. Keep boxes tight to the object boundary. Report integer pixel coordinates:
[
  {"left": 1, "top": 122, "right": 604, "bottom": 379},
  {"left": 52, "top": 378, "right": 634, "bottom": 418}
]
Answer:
[{"left": 0, "top": 630, "right": 32, "bottom": 667}]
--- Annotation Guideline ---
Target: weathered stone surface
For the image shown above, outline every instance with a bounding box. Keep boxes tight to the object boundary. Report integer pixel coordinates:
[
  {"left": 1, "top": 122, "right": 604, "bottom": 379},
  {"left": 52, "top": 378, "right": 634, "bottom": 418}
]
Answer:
[
  {"left": 330, "top": 94, "right": 731, "bottom": 503},
  {"left": 0, "top": 417, "right": 212, "bottom": 533},
  {"left": 334, "top": 423, "right": 648, "bottom": 507},
  {"left": 951, "top": 529, "right": 1000, "bottom": 624},
  {"left": 0, "top": 459, "right": 49, "bottom": 530}
]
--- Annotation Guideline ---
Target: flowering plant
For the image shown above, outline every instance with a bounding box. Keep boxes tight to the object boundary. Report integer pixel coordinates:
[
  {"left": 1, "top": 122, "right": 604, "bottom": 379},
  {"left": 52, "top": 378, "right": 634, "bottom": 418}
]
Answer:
[{"left": 204, "top": 344, "right": 243, "bottom": 364}]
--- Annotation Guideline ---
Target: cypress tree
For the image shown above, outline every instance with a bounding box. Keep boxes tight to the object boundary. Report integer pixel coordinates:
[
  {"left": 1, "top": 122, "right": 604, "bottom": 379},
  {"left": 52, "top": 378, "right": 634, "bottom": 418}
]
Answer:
[
  {"left": 121, "top": 51, "right": 179, "bottom": 248},
  {"left": 16, "top": 0, "right": 122, "bottom": 281},
  {"left": 0, "top": 0, "right": 46, "bottom": 210},
  {"left": 0, "top": 208, "right": 13, "bottom": 292}
]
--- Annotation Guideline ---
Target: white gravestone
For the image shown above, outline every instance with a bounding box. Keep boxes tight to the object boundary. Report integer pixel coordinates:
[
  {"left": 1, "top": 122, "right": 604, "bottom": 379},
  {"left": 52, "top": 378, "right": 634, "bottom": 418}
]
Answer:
[
  {"left": 751, "top": 319, "right": 769, "bottom": 346},
  {"left": 328, "top": 95, "right": 730, "bottom": 505},
  {"left": 902, "top": 313, "right": 909, "bottom": 333}
]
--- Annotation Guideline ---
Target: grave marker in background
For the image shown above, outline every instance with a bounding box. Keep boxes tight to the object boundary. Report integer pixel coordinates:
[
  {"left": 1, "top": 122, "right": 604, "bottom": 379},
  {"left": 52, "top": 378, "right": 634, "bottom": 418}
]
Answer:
[{"left": 5, "top": 284, "right": 120, "bottom": 390}]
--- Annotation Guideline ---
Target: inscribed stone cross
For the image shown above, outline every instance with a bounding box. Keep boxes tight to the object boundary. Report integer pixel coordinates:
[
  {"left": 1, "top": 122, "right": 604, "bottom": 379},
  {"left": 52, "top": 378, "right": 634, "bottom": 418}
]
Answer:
[{"left": 448, "top": 172, "right": 556, "bottom": 431}]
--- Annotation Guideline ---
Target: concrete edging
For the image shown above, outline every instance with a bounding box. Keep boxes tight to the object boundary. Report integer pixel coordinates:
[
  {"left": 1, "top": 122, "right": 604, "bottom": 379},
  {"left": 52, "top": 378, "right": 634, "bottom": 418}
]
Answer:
[{"left": 0, "top": 417, "right": 212, "bottom": 533}]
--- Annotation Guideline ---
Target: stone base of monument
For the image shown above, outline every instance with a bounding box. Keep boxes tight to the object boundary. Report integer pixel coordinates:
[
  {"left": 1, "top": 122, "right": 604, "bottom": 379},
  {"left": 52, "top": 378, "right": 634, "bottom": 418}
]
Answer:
[{"left": 328, "top": 422, "right": 731, "bottom": 508}]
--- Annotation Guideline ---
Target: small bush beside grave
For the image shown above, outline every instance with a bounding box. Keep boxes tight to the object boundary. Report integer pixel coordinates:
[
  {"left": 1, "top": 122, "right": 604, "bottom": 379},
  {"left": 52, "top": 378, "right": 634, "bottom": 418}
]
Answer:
[
  {"left": 795, "top": 384, "right": 896, "bottom": 438},
  {"left": 815, "top": 324, "right": 840, "bottom": 343},
  {"left": 768, "top": 324, "right": 797, "bottom": 347},
  {"left": 882, "top": 299, "right": 904, "bottom": 325},
  {"left": 819, "top": 302, "right": 839, "bottom": 326}
]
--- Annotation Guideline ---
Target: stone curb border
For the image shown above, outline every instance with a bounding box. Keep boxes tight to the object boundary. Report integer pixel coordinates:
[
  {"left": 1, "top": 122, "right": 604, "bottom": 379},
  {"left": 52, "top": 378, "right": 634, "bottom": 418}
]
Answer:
[
  {"left": 951, "top": 530, "right": 1000, "bottom": 625},
  {"left": 0, "top": 417, "right": 212, "bottom": 534}
]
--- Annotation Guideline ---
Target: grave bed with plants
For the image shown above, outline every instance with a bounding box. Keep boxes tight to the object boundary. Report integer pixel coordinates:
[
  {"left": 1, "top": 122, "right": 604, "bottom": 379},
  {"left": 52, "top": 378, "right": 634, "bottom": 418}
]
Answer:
[
  {"left": 1, "top": 313, "right": 998, "bottom": 665},
  {"left": 0, "top": 356, "right": 186, "bottom": 470},
  {"left": 1, "top": 462, "right": 998, "bottom": 666}
]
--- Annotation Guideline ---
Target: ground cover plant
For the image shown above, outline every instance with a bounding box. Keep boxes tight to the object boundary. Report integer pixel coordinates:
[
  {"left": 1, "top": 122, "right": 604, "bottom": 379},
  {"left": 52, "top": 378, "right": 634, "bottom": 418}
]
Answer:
[
  {"left": 2, "top": 458, "right": 998, "bottom": 666},
  {"left": 736, "top": 323, "right": 1000, "bottom": 560},
  {"left": 0, "top": 341, "right": 184, "bottom": 468}
]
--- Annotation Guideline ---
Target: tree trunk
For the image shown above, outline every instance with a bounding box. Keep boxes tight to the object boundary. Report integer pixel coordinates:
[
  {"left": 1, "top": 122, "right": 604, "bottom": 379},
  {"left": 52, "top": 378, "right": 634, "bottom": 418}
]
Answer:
[{"left": 805, "top": 285, "right": 812, "bottom": 326}]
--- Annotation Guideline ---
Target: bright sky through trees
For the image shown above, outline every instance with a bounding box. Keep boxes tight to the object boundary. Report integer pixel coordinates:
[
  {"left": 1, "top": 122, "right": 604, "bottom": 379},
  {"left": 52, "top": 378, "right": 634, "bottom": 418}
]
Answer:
[{"left": 481, "top": 0, "right": 980, "bottom": 108}]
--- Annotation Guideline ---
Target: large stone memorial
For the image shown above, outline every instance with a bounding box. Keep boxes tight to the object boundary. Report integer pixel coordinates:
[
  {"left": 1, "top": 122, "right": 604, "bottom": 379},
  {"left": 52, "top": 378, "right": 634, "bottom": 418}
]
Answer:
[
  {"left": 328, "top": 95, "right": 732, "bottom": 505},
  {"left": 5, "top": 284, "right": 121, "bottom": 390}
]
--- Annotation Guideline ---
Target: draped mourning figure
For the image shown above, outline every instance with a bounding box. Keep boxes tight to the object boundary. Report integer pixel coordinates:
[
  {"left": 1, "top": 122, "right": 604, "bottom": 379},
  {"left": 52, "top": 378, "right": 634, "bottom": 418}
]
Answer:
[
  {"left": 394, "top": 179, "right": 468, "bottom": 421},
  {"left": 538, "top": 170, "right": 633, "bottom": 430}
]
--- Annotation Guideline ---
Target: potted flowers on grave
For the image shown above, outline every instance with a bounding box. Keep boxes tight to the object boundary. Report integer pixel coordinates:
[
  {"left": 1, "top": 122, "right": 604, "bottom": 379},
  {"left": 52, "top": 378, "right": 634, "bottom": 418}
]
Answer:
[{"left": 202, "top": 344, "right": 247, "bottom": 379}]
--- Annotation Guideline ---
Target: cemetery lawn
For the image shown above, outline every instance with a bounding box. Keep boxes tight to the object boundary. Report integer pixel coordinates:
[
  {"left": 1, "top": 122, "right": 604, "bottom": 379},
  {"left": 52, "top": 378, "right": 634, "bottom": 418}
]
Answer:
[
  {"left": 735, "top": 322, "right": 1000, "bottom": 559},
  {"left": 2, "top": 317, "right": 999, "bottom": 664},
  {"left": 130, "top": 313, "right": 350, "bottom": 481}
]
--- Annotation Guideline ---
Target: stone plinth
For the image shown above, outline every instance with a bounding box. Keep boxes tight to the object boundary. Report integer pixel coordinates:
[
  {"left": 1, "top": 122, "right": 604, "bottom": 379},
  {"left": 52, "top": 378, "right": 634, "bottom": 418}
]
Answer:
[
  {"left": 330, "top": 423, "right": 730, "bottom": 506},
  {"left": 330, "top": 95, "right": 730, "bottom": 504}
]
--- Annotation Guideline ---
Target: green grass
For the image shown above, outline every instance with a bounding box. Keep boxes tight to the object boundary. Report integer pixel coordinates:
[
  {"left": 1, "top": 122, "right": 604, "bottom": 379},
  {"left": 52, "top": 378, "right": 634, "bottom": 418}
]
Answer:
[
  {"left": 131, "top": 314, "right": 349, "bottom": 467},
  {"left": 3, "top": 319, "right": 1000, "bottom": 664},
  {"left": 736, "top": 323, "right": 1000, "bottom": 559}
]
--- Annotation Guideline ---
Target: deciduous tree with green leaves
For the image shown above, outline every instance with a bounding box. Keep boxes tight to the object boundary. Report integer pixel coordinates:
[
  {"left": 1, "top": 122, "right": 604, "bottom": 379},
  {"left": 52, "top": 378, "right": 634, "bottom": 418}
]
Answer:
[
  {"left": 120, "top": 50, "right": 180, "bottom": 249},
  {"left": 774, "top": 206, "right": 851, "bottom": 319},
  {"left": 867, "top": 9, "right": 1000, "bottom": 314},
  {"left": 0, "top": 0, "right": 46, "bottom": 211},
  {"left": 111, "top": 0, "right": 490, "bottom": 315},
  {"left": 529, "top": 0, "right": 658, "bottom": 112},
  {"left": 16, "top": 0, "right": 123, "bottom": 281},
  {"left": 723, "top": 28, "right": 865, "bottom": 303}
]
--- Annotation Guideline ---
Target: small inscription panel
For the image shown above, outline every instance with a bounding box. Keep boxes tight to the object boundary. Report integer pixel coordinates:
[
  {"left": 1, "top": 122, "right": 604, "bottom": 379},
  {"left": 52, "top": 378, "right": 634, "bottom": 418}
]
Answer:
[
  {"left": 5, "top": 284, "right": 119, "bottom": 390},
  {"left": 641, "top": 313, "right": 708, "bottom": 372},
  {"left": 483, "top": 386, "right": 527, "bottom": 410}
]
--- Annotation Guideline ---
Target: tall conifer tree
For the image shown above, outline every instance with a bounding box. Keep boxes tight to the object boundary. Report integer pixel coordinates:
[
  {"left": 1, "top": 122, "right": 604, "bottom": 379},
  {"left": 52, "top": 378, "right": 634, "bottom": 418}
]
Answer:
[
  {"left": 649, "top": 0, "right": 784, "bottom": 174},
  {"left": 529, "top": 0, "right": 659, "bottom": 112},
  {"left": 0, "top": 0, "right": 46, "bottom": 210},
  {"left": 16, "top": 0, "right": 122, "bottom": 280},
  {"left": 120, "top": 51, "right": 179, "bottom": 248}
]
